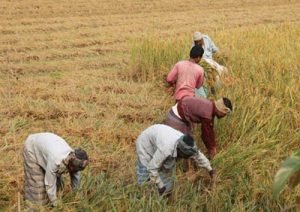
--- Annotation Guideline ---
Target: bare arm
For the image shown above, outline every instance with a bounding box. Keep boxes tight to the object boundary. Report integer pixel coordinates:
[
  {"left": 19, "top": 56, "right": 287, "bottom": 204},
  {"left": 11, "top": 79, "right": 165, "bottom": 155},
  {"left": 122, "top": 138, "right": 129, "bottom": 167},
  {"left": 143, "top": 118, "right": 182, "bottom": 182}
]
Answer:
[
  {"left": 166, "top": 64, "right": 178, "bottom": 85},
  {"left": 196, "top": 68, "right": 205, "bottom": 89}
]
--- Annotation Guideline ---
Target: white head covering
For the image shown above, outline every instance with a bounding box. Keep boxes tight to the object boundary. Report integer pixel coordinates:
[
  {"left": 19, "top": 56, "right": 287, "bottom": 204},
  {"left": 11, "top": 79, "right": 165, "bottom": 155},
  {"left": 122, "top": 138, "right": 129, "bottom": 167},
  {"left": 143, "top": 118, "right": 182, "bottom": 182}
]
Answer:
[
  {"left": 193, "top": 32, "right": 203, "bottom": 41},
  {"left": 214, "top": 98, "right": 232, "bottom": 114}
]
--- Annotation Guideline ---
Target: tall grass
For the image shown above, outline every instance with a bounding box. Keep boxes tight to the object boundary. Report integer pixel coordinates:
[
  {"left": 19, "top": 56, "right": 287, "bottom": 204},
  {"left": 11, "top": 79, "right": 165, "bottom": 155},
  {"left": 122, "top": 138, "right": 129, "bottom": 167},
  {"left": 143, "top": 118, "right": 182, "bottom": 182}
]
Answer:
[
  {"left": 129, "top": 34, "right": 229, "bottom": 95},
  {"left": 129, "top": 37, "right": 190, "bottom": 82},
  {"left": 1, "top": 0, "right": 299, "bottom": 210},
  {"left": 124, "top": 23, "right": 300, "bottom": 211},
  {"left": 2, "top": 22, "right": 300, "bottom": 211}
]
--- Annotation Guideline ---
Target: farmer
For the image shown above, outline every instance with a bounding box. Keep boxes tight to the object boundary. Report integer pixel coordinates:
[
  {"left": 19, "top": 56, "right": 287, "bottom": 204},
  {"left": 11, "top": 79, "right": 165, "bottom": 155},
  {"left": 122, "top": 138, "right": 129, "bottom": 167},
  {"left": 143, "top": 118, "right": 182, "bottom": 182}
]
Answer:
[
  {"left": 192, "top": 32, "right": 229, "bottom": 98},
  {"left": 136, "top": 124, "right": 215, "bottom": 195},
  {"left": 166, "top": 45, "right": 205, "bottom": 102},
  {"left": 192, "top": 31, "right": 228, "bottom": 77},
  {"left": 164, "top": 96, "right": 232, "bottom": 159},
  {"left": 23, "top": 132, "right": 89, "bottom": 207}
]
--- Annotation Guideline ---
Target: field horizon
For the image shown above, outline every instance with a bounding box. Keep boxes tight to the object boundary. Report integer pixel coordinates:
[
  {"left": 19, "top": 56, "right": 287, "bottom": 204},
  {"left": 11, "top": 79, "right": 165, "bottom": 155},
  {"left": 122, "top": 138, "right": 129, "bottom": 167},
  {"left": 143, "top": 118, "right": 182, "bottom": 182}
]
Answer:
[{"left": 1, "top": 0, "right": 300, "bottom": 211}]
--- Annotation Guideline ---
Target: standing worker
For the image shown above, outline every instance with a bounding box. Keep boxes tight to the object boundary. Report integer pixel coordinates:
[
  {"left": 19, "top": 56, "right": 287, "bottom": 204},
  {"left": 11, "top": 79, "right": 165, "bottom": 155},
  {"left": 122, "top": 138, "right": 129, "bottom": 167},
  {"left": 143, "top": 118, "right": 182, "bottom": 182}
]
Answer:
[{"left": 23, "top": 132, "right": 89, "bottom": 207}]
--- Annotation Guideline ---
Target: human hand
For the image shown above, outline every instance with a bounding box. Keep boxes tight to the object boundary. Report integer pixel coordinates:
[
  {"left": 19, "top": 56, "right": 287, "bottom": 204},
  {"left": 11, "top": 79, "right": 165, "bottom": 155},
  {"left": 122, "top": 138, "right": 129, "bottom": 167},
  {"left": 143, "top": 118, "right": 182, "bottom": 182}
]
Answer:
[
  {"left": 51, "top": 199, "right": 58, "bottom": 207},
  {"left": 222, "top": 67, "right": 229, "bottom": 76},
  {"left": 166, "top": 86, "right": 174, "bottom": 95},
  {"left": 158, "top": 186, "right": 166, "bottom": 195},
  {"left": 209, "top": 169, "right": 217, "bottom": 188},
  {"left": 209, "top": 170, "right": 216, "bottom": 179}
]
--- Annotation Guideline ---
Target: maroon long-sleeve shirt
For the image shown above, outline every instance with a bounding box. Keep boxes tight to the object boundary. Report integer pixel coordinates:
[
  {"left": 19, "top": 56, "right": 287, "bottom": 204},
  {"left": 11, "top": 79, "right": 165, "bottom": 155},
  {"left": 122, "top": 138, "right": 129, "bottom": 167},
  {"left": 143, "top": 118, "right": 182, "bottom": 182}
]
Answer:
[{"left": 177, "top": 96, "right": 216, "bottom": 155}]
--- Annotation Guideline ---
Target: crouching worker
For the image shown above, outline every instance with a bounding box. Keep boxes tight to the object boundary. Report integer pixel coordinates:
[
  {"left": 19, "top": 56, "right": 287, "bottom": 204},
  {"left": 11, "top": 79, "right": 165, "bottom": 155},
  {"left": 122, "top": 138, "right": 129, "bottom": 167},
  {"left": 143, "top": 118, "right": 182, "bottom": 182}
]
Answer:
[
  {"left": 135, "top": 124, "right": 215, "bottom": 196},
  {"left": 23, "top": 132, "right": 89, "bottom": 207}
]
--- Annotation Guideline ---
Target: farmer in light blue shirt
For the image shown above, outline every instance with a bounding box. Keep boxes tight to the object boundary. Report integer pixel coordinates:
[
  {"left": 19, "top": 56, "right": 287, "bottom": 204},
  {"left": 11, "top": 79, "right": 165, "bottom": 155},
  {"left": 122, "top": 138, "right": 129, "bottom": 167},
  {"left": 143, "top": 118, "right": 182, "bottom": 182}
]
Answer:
[{"left": 192, "top": 32, "right": 228, "bottom": 98}]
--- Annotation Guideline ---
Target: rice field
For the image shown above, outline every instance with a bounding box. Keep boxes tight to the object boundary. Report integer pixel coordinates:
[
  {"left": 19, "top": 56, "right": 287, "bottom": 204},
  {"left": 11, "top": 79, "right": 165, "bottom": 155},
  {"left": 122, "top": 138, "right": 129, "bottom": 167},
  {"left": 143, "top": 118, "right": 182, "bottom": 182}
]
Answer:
[{"left": 0, "top": 0, "right": 299, "bottom": 211}]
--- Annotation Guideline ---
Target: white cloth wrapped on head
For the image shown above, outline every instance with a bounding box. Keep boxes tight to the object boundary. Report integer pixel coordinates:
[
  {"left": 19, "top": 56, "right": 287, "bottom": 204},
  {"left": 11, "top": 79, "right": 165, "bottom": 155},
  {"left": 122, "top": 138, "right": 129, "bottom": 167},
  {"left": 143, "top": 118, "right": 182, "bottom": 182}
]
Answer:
[
  {"left": 214, "top": 98, "right": 231, "bottom": 114},
  {"left": 193, "top": 31, "right": 203, "bottom": 41}
]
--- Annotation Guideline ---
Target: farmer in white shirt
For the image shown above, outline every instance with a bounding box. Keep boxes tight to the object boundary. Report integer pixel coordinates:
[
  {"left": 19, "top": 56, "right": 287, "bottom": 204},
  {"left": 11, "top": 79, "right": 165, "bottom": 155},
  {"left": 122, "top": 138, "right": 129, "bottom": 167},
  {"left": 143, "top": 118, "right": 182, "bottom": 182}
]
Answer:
[
  {"left": 23, "top": 132, "right": 89, "bottom": 207},
  {"left": 192, "top": 32, "right": 228, "bottom": 98},
  {"left": 135, "top": 124, "right": 215, "bottom": 196},
  {"left": 192, "top": 31, "right": 228, "bottom": 77}
]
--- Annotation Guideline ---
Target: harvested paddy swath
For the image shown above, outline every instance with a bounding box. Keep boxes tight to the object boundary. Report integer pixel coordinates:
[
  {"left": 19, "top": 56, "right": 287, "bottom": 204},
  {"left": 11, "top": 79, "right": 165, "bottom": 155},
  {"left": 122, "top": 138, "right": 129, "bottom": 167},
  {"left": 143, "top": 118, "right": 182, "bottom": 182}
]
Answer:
[{"left": 0, "top": 0, "right": 300, "bottom": 210}]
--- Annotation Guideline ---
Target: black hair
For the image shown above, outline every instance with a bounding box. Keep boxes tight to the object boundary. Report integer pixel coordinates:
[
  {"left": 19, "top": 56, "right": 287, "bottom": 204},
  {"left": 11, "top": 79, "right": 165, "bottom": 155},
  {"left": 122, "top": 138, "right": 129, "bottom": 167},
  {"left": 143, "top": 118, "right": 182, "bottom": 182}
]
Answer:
[
  {"left": 182, "top": 135, "right": 194, "bottom": 147},
  {"left": 223, "top": 97, "right": 233, "bottom": 111},
  {"left": 69, "top": 149, "right": 89, "bottom": 172},
  {"left": 74, "top": 148, "right": 89, "bottom": 161},
  {"left": 190, "top": 45, "right": 204, "bottom": 59}
]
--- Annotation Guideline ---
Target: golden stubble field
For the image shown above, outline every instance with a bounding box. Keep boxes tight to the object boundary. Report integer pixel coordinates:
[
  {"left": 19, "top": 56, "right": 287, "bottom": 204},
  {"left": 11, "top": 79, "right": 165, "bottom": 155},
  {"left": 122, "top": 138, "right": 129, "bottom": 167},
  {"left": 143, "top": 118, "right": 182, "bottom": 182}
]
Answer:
[{"left": 0, "top": 0, "right": 300, "bottom": 210}]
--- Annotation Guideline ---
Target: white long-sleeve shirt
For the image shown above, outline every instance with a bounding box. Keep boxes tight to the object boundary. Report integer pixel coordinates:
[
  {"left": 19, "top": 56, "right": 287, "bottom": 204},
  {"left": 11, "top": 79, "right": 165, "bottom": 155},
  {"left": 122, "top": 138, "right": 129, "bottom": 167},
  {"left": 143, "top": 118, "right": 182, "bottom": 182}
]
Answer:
[
  {"left": 192, "top": 35, "right": 219, "bottom": 59},
  {"left": 25, "top": 132, "right": 80, "bottom": 202},
  {"left": 202, "top": 35, "right": 219, "bottom": 59},
  {"left": 136, "top": 124, "right": 212, "bottom": 188}
]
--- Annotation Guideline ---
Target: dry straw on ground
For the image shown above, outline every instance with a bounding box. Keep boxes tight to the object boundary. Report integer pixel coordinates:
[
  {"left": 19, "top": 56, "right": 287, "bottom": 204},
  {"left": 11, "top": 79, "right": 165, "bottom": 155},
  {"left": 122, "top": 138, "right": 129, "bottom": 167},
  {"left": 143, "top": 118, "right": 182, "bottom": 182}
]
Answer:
[{"left": 0, "top": 0, "right": 300, "bottom": 210}]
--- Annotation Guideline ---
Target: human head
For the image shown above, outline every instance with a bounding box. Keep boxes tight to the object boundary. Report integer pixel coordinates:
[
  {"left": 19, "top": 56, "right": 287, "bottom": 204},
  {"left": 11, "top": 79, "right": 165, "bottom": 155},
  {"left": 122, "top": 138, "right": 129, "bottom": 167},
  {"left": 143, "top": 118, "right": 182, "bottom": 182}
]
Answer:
[
  {"left": 214, "top": 97, "right": 233, "bottom": 118},
  {"left": 193, "top": 31, "right": 204, "bottom": 46},
  {"left": 190, "top": 45, "right": 204, "bottom": 64},
  {"left": 176, "top": 135, "right": 197, "bottom": 159},
  {"left": 68, "top": 148, "right": 89, "bottom": 173}
]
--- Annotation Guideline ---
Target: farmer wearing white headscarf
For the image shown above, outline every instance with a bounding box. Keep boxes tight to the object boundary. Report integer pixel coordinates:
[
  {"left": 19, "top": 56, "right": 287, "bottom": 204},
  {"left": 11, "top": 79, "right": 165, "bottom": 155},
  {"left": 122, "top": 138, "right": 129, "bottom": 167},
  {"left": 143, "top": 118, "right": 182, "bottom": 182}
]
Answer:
[
  {"left": 192, "top": 32, "right": 228, "bottom": 98},
  {"left": 23, "top": 132, "right": 89, "bottom": 207},
  {"left": 192, "top": 31, "right": 228, "bottom": 76},
  {"left": 165, "top": 96, "right": 232, "bottom": 159},
  {"left": 135, "top": 124, "right": 214, "bottom": 196}
]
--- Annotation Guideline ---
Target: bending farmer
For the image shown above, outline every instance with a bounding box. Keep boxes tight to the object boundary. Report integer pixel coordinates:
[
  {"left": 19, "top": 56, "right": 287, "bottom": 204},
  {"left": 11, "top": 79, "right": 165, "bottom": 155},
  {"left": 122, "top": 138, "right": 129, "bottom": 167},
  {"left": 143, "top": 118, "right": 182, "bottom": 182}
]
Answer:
[
  {"left": 165, "top": 96, "right": 232, "bottom": 159},
  {"left": 23, "top": 132, "right": 89, "bottom": 207},
  {"left": 135, "top": 124, "right": 214, "bottom": 196}
]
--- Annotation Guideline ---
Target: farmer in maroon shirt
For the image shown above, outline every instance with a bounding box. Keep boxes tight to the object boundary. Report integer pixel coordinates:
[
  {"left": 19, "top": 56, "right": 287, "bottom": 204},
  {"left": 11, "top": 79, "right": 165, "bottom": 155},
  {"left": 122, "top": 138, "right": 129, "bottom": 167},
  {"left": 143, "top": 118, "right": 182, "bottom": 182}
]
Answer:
[{"left": 164, "top": 96, "right": 232, "bottom": 159}]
